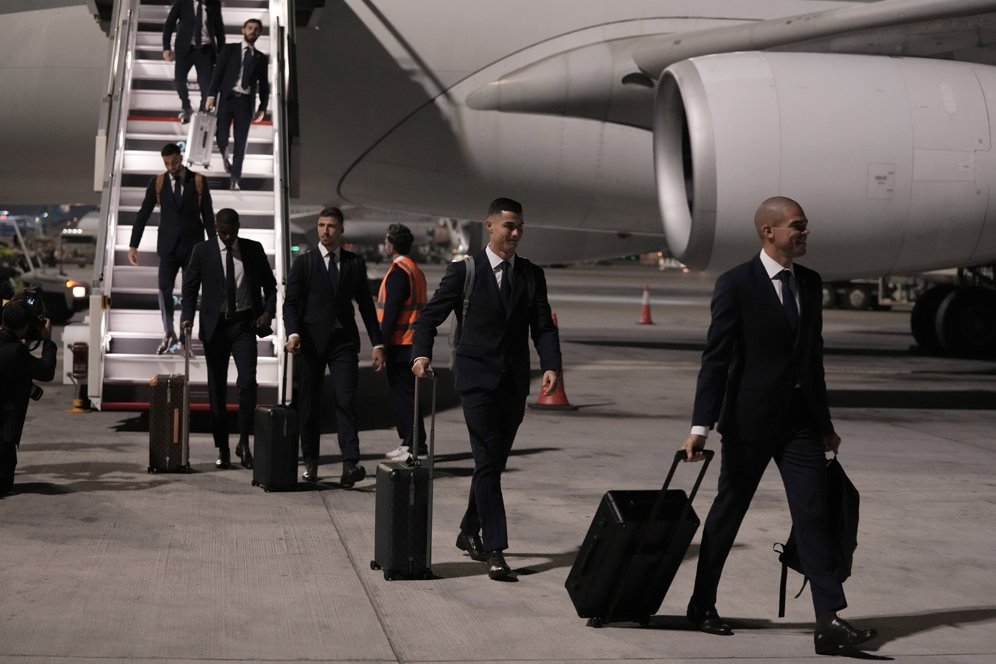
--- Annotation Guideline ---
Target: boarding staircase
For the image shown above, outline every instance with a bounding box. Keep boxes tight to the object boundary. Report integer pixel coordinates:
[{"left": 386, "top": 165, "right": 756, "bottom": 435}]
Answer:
[{"left": 78, "top": 0, "right": 294, "bottom": 410}]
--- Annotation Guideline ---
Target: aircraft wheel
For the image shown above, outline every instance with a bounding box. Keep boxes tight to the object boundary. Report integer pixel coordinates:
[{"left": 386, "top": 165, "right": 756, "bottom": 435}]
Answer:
[
  {"left": 910, "top": 284, "right": 956, "bottom": 355},
  {"left": 844, "top": 285, "right": 872, "bottom": 310},
  {"left": 821, "top": 285, "right": 838, "bottom": 309},
  {"left": 935, "top": 286, "right": 996, "bottom": 359}
]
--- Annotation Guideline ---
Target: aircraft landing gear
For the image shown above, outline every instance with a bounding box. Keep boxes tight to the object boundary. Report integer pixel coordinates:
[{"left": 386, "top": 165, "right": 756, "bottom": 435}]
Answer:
[{"left": 911, "top": 283, "right": 996, "bottom": 358}]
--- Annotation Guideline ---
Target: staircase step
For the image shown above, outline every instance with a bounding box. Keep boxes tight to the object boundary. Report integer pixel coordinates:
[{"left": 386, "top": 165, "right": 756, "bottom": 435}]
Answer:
[{"left": 123, "top": 149, "right": 274, "bottom": 177}]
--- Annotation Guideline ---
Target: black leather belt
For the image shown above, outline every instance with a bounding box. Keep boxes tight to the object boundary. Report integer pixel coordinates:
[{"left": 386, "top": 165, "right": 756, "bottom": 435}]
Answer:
[{"left": 224, "top": 309, "right": 254, "bottom": 321}]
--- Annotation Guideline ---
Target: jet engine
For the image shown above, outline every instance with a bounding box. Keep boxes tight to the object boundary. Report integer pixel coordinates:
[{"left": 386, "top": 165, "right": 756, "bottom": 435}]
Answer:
[{"left": 653, "top": 51, "right": 996, "bottom": 357}]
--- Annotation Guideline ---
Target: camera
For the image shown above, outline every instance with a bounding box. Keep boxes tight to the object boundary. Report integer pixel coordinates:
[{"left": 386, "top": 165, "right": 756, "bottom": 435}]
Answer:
[{"left": 12, "top": 286, "right": 48, "bottom": 342}]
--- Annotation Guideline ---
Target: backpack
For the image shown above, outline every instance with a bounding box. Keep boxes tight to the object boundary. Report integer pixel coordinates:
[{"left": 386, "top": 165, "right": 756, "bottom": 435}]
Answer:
[
  {"left": 774, "top": 455, "right": 860, "bottom": 617},
  {"left": 447, "top": 255, "right": 536, "bottom": 368},
  {"left": 155, "top": 172, "right": 205, "bottom": 207}
]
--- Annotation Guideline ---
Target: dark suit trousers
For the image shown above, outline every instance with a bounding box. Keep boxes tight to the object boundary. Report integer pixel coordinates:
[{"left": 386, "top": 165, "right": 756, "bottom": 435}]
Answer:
[
  {"left": 174, "top": 46, "right": 216, "bottom": 111},
  {"left": 216, "top": 94, "right": 252, "bottom": 180},
  {"left": 203, "top": 316, "right": 258, "bottom": 449},
  {"left": 459, "top": 372, "right": 526, "bottom": 552},
  {"left": 691, "top": 392, "right": 847, "bottom": 616},
  {"left": 158, "top": 243, "right": 193, "bottom": 336},
  {"left": 385, "top": 345, "right": 426, "bottom": 451},
  {"left": 299, "top": 334, "right": 360, "bottom": 464}
]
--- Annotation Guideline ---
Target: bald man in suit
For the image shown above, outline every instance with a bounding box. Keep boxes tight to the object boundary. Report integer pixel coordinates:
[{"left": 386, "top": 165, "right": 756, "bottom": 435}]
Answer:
[{"left": 681, "top": 196, "right": 877, "bottom": 655}]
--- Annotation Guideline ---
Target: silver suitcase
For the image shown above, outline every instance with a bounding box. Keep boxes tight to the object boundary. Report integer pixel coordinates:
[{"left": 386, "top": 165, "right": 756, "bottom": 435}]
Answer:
[{"left": 184, "top": 111, "right": 214, "bottom": 168}]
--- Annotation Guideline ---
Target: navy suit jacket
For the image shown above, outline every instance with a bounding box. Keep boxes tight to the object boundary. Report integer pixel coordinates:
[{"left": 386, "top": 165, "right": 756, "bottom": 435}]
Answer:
[
  {"left": 162, "top": 0, "right": 225, "bottom": 56},
  {"left": 207, "top": 42, "right": 270, "bottom": 114},
  {"left": 691, "top": 255, "right": 834, "bottom": 444},
  {"left": 180, "top": 237, "right": 277, "bottom": 344},
  {"left": 283, "top": 248, "right": 383, "bottom": 357},
  {"left": 130, "top": 169, "right": 215, "bottom": 255},
  {"left": 412, "top": 251, "right": 561, "bottom": 398}
]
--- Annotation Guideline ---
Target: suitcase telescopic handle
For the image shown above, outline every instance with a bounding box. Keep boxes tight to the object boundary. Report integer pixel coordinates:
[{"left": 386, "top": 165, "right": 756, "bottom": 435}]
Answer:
[{"left": 646, "top": 449, "right": 715, "bottom": 527}]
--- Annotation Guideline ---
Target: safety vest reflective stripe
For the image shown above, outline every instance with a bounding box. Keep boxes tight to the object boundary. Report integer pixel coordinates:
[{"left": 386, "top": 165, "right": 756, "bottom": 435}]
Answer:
[{"left": 376, "top": 256, "right": 427, "bottom": 346}]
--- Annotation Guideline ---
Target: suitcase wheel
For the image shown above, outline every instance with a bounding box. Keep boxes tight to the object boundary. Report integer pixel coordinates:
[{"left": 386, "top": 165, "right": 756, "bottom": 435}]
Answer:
[
  {"left": 370, "top": 560, "right": 381, "bottom": 570},
  {"left": 147, "top": 467, "right": 157, "bottom": 474},
  {"left": 383, "top": 571, "right": 393, "bottom": 581},
  {"left": 586, "top": 618, "right": 604, "bottom": 628},
  {"left": 251, "top": 480, "right": 258, "bottom": 487}
]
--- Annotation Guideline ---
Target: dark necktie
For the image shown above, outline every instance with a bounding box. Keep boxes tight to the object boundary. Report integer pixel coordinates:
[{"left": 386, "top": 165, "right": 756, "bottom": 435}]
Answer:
[
  {"left": 499, "top": 260, "right": 511, "bottom": 309},
  {"left": 241, "top": 46, "right": 253, "bottom": 90},
  {"left": 173, "top": 175, "right": 182, "bottom": 205},
  {"left": 777, "top": 269, "right": 799, "bottom": 332},
  {"left": 194, "top": 1, "right": 203, "bottom": 47},
  {"left": 327, "top": 251, "right": 339, "bottom": 293},
  {"left": 226, "top": 245, "right": 237, "bottom": 315}
]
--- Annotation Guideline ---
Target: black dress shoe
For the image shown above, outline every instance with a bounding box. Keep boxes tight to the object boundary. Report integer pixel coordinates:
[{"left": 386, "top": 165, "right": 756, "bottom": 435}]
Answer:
[
  {"left": 814, "top": 615, "right": 877, "bottom": 655},
  {"left": 340, "top": 462, "right": 366, "bottom": 488},
  {"left": 215, "top": 447, "right": 231, "bottom": 469},
  {"left": 455, "top": 531, "right": 487, "bottom": 561},
  {"left": 302, "top": 460, "right": 318, "bottom": 482},
  {"left": 486, "top": 550, "right": 513, "bottom": 580},
  {"left": 235, "top": 440, "right": 253, "bottom": 469},
  {"left": 687, "top": 603, "right": 733, "bottom": 635},
  {"left": 222, "top": 153, "right": 232, "bottom": 173}
]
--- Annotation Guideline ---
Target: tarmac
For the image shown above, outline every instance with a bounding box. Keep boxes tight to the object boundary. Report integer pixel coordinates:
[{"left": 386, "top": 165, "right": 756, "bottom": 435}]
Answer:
[{"left": 1, "top": 262, "right": 994, "bottom": 664}]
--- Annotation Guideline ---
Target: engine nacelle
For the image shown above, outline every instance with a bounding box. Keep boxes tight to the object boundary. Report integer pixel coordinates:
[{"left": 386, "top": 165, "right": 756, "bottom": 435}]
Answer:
[{"left": 654, "top": 52, "right": 996, "bottom": 278}]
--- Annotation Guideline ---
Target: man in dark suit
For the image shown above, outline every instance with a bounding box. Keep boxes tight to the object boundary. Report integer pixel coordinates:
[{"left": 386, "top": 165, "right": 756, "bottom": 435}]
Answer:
[
  {"left": 377, "top": 223, "right": 428, "bottom": 462},
  {"left": 412, "top": 197, "right": 562, "bottom": 581},
  {"left": 180, "top": 208, "right": 276, "bottom": 470},
  {"left": 205, "top": 17, "right": 269, "bottom": 191},
  {"left": 162, "top": 0, "right": 225, "bottom": 123},
  {"left": 0, "top": 296, "right": 56, "bottom": 496},
  {"left": 681, "top": 196, "right": 877, "bottom": 655},
  {"left": 129, "top": 142, "right": 214, "bottom": 354},
  {"left": 283, "top": 208, "right": 385, "bottom": 487}
]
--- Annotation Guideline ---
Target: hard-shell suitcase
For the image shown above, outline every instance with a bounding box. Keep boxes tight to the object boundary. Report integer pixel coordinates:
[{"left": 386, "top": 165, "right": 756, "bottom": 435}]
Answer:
[
  {"left": 565, "top": 449, "right": 714, "bottom": 627},
  {"left": 148, "top": 340, "right": 191, "bottom": 473},
  {"left": 252, "top": 352, "right": 299, "bottom": 491},
  {"left": 184, "top": 110, "right": 214, "bottom": 168},
  {"left": 370, "top": 374, "right": 437, "bottom": 580}
]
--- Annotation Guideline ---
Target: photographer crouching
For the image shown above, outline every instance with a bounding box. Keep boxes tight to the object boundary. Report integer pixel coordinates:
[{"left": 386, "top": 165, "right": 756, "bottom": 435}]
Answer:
[{"left": 1, "top": 290, "right": 57, "bottom": 496}]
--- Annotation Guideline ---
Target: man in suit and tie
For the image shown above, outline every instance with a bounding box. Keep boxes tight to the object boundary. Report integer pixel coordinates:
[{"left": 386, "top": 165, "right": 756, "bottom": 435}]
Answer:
[
  {"left": 681, "top": 196, "right": 877, "bottom": 655},
  {"left": 128, "top": 142, "right": 215, "bottom": 354},
  {"left": 205, "top": 17, "right": 268, "bottom": 191},
  {"left": 283, "top": 208, "right": 385, "bottom": 487},
  {"left": 377, "top": 223, "right": 428, "bottom": 462},
  {"left": 180, "top": 208, "right": 276, "bottom": 470},
  {"left": 412, "top": 197, "right": 562, "bottom": 581},
  {"left": 162, "top": 0, "right": 225, "bottom": 123}
]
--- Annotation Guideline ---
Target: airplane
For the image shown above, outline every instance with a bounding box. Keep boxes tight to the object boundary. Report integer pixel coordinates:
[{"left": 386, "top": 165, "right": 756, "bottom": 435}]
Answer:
[{"left": 2, "top": 0, "right": 995, "bottom": 366}]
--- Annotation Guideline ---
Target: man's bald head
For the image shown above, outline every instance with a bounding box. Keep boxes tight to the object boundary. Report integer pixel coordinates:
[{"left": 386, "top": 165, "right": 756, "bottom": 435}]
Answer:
[
  {"left": 754, "top": 196, "right": 803, "bottom": 238},
  {"left": 755, "top": 195, "right": 809, "bottom": 266}
]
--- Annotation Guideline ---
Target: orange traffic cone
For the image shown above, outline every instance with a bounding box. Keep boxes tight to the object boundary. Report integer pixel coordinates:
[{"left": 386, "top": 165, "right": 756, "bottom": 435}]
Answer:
[
  {"left": 529, "top": 313, "right": 577, "bottom": 411},
  {"left": 637, "top": 283, "right": 654, "bottom": 324}
]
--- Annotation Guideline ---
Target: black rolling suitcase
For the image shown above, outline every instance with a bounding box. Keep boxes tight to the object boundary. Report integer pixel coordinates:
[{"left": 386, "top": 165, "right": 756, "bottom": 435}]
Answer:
[
  {"left": 148, "top": 340, "right": 191, "bottom": 473},
  {"left": 252, "top": 351, "right": 299, "bottom": 491},
  {"left": 565, "top": 449, "right": 714, "bottom": 627},
  {"left": 370, "top": 374, "right": 436, "bottom": 580}
]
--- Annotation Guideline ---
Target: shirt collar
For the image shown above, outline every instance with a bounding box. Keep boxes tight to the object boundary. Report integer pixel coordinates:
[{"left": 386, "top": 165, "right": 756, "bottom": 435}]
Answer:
[
  {"left": 759, "top": 249, "right": 792, "bottom": 280},
  {"left": 242, "top": 40, "right": 254, "bottom": 53},
  {"left": 319, "top": 244, "right": 340, "bottom": 262},
  {"left": 485, "top": 245, "right": 514, "bottom": 271},
  {"left": 217, "top": 237, "right": 237, "bottom": 254}
]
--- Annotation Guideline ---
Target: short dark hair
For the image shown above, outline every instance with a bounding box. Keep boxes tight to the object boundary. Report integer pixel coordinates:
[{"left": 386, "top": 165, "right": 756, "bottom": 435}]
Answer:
[
  {"left": 244, "top": 18, "right": 263, "bottom": 30},
  {"left": 386, "top": 223, "right": 414, "bottom": 255},
  {"left": 319, "top": 207, "right": 344, "bottom": 223},
  {"left": 487, "top": 197, "right": 522, "bottom": 218},
  {"left": 161, "top": 143, "right": 182, "bottom": 157},
  {"left": 1, "top": 299, "right": 30, "bottom": 331},
  {"left": 216, "top": 208, "right": 240, "bottom": 227}
]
